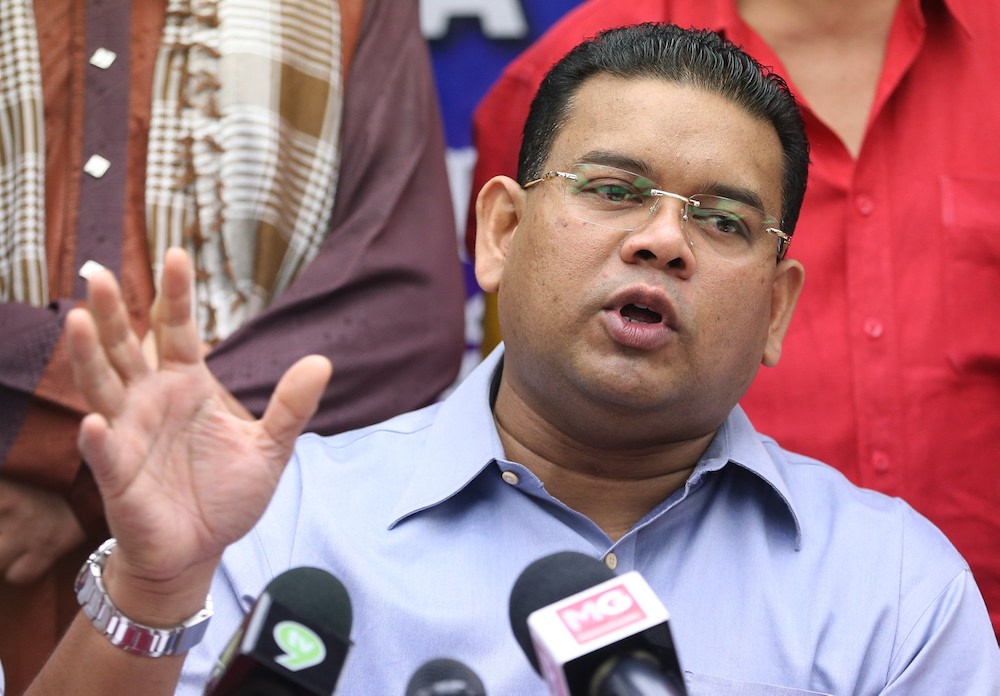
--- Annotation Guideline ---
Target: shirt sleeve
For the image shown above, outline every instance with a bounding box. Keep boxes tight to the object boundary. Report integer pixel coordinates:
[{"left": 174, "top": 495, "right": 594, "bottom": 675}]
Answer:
[
  {"left": 0, "top": 301, "right": 88, "bottom": 486},
  {"left": 881, "top": 568, "right": 999, "bottom": 694},
  {"left": 205, "top": 0, "right": 464, "bottom": 438}
]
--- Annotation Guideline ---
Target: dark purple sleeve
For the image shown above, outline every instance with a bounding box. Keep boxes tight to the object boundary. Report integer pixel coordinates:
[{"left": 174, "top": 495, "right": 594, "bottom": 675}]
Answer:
[
  {"left": 207, "top": 0, "right": 466, "bottom": 435},
  {"left": 0, "top": 301, "right": 74, "bottom": 466}
]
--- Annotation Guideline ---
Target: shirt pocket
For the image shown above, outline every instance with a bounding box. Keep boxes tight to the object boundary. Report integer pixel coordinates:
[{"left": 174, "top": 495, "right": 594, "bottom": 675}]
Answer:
[
  {"left": 940, "top": 174, "right": 1000, "bottom": 371},
  {"left": 685, "top": 671, "right": 832, "bottom": 696}
]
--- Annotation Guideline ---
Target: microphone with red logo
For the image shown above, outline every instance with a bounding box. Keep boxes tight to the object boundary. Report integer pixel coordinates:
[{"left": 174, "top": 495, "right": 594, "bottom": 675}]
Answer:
[
  {"left": 204, "top": 567, "right": 353, "bottom": 695},
  {"left": 508, "top": 551, "right": 687, "bottom": 696}
]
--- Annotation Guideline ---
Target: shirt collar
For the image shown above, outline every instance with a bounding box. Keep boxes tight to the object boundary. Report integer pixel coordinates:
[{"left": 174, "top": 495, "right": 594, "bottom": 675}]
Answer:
[
  {"left": 915, "top": 0, "right": 973, "bottom": 37},
  {"left": 389, "top": 345, "right": 803, "bottom": 549},
  {"left": 693, "top": 404, "right": 803, "bottom": 549},
  {"left": 681, "top": 0, "right": 972, "bottom": 49},
  {"left": 388, "top": 345, "right": 508, "bottom": 527}
]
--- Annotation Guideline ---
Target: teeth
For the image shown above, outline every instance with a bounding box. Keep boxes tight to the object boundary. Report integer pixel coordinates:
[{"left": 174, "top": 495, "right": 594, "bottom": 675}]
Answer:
[{"left": 634, "top": 304, "right": 650, "bottom": 310}]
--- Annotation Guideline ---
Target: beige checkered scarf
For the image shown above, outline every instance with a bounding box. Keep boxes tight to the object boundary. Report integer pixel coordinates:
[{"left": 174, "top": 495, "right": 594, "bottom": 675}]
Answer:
[
  {"left": 0, "top": 0, "right": 47, "bottom": 305},
  {"left": 148, "top": 0, "right": 343, "bottom": 341}
]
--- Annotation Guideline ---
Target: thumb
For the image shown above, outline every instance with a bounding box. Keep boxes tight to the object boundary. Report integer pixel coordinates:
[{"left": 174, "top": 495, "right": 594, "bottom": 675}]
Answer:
[{"left": 259, "top": 355, "right": 333, "bottom": 453}]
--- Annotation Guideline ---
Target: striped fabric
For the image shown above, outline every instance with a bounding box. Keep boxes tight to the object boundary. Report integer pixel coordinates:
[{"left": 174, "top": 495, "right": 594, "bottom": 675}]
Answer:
[
  {"left": 0, "top": 0, "right": 47, "bottom": 305},
  {"left": 146, "top": 0, "right": 343, "bottom": 341}
]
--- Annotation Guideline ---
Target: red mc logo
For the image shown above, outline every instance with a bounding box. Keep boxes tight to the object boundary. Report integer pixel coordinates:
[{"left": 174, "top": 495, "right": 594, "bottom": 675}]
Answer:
[{"left": 556, "top": 582, "right": 647, "bottom": 645}]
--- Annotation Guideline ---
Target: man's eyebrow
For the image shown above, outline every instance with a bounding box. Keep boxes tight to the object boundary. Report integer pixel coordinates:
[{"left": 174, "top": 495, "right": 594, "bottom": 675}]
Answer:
[
  {"left": 576, "top": 150, "right": 652, "bottom": 177},
  {"left": 700, "top": 181, "right": 770, "bottom": 214}
]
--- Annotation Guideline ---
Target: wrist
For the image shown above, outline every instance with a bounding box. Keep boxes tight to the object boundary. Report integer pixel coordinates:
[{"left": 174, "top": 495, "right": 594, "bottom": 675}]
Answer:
[
  {"left": 101, "top": 547, "right": 217, "bottom": 626},
  {"left": 75, "top": 539, "right": 214, "bottom": 657}
]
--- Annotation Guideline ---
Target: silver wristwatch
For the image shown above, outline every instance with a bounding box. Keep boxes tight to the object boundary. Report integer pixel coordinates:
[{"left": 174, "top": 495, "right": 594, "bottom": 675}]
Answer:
[{"left": 75, "top": 538, "right": 213, "bottom": 657}]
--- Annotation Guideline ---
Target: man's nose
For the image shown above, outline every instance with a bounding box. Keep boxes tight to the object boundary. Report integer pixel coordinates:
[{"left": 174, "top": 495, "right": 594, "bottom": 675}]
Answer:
[{"left": 619, "top": 199, "right": 697, "bottom": 277}]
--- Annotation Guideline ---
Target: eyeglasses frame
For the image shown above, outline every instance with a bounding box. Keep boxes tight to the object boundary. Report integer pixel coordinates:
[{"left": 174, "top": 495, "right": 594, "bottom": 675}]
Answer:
[{"left": 523, "top": 168, "right": 793, "bottom": 261}]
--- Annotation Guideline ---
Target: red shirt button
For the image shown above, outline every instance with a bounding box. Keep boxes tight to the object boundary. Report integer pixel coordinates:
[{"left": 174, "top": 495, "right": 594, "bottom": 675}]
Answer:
[
  {"left": 855, "top": 195, "right": 874, "bottom": 216},
  {"left": 872, "top": 451, "right": 891, "bottom": 473},
  {"left": 863, "top": 319, "right": 884, "bottom": 338}
]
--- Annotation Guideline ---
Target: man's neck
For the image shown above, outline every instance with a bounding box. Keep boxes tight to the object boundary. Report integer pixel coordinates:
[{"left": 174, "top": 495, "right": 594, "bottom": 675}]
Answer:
[{"left": 492, "top": 382, "right": 714, "bottom": 541}]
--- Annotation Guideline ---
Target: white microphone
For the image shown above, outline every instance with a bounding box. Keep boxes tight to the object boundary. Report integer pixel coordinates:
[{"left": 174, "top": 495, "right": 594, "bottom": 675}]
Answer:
[{"left": 509, "top": 551, "right": 686, "bottom": 695}]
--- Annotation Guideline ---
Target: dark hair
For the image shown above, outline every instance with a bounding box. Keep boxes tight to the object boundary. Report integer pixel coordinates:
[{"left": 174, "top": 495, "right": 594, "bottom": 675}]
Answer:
[{"left": 518, "top": 23, "right": 810, "bottom": 235}]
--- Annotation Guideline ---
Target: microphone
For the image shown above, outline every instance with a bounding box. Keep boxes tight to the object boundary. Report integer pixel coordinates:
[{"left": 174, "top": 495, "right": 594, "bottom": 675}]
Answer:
[
  {"left": 405, "top": 658, "right": 487, "bottom": 696},
  {"left": 205, "top": 567, "right": 353, "bottom": 695},
  {"left": 509, "top": 551, "right": 687, "bottom": 696}
]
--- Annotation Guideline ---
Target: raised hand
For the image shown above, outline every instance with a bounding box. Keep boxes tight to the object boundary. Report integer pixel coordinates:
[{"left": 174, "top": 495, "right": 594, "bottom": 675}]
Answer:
[{"left": 65, "top": 248, "right": 331, "bottom": 607}]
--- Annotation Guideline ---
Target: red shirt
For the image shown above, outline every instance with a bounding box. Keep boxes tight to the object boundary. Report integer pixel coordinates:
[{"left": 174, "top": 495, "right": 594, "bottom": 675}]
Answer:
[{"left": 468, "top": 0, "right": 1000, "bottom": 632}]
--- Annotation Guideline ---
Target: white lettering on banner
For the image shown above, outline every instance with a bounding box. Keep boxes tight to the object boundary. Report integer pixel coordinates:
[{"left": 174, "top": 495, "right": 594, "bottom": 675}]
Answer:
[
  {"left": 420, "top": 0, "right": 528, "bottom": 40},
  {"left": 558, "top": 584, "right": 648, "bottom": 644}
]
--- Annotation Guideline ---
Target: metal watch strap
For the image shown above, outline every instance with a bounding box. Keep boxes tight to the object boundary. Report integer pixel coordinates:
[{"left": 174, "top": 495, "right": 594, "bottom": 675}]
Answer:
[{"left": 74, "top": 538, "right": 213, "bottom": 657}]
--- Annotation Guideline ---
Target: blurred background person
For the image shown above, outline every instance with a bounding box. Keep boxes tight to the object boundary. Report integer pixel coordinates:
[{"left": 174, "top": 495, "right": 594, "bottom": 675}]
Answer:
[{"left": 0, "top": 0, "right": 464, "bottom": 692}]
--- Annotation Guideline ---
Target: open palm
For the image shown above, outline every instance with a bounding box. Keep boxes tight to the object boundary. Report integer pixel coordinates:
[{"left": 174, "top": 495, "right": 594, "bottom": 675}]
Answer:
[{"left": 66, "top": 249, "right": 331, "bottom": 586}]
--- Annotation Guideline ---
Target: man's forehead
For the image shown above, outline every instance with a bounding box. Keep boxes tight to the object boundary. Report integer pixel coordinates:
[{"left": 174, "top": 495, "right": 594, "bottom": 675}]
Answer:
[{"left": 548, "top": 75, "right": 785, "bottom": 206}]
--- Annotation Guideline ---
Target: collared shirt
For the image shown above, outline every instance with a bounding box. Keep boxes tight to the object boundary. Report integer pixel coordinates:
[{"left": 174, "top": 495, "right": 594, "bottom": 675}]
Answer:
[
  {"left": 178, "top": 347, "right": 997, "bottom": 696},
  {"left": 466, "top": 0, "right": 1000, "bottom": 634}
]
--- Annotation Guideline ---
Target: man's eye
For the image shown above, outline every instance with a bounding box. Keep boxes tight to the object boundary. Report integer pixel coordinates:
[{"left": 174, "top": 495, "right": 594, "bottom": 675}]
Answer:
[
  {"left": 693, "top": 210, "right": 751, "bottom": 238},
  {"left": 578, "top": 181, "right": 644, "bottom": 204}
]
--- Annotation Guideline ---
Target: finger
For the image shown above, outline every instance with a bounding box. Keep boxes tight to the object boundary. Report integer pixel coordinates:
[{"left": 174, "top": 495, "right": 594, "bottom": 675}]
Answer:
[
  {"left": 0, "top": 522, "right": 22, "bottom": 574},
  {"left": 87, "top": 268, "right": 152, "bottom": 382},
  {"left": 155, "top": 248, "right": 203, "bottom": 366},
  {"left": 259, "top": 355, "right": 333, "bottom": 456},
  {"left": 77, "top": 412, "right": 126, "bottom": 501},
  {"left": 66, "top": 306, "right": 128, "bottom": 417},
  {"left": 5, "top": 551, "right": 51, "bottom": 585},
  {"left": 0, "top": 545, "right": 24, "bottom": 582}
]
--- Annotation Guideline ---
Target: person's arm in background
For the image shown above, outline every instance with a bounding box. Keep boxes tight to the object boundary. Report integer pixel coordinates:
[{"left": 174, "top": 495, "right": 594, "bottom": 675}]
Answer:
[
  {"left": 0, "top": 305, "right": 91, "bottom": 583},
  {"left": 208, "top": 0, "right": 465, "bottom": 437}
]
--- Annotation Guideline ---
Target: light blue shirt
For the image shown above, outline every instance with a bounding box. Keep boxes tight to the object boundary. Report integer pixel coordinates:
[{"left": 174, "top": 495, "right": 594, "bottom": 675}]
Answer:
[{"left": 180, "top": 347, "right": 999, "bottom": 695}]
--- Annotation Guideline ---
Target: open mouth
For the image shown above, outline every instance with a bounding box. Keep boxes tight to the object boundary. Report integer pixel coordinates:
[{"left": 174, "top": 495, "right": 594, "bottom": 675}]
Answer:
[{"left": 620, "top": 303, "right": 663, "bottom": 324}]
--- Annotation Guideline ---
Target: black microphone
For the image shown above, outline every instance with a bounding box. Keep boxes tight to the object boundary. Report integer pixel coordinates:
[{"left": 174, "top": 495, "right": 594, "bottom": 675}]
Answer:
[
  {"left": 508, "top": 551, "right": 687, "bottom": 696},
  {"left": 205, "top": 567, "right": 353, "bottom": 695},
  {"left": 405, "top": 658, "right": 487, "bottom": 696}
]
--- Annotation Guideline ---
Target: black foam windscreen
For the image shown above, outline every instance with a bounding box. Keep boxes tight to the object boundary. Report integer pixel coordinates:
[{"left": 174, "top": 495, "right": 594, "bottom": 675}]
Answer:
[
  {"left": 405, "top": 657, "right": 487, "bottom": 696},
  {"left": 508, "top": 551, "right": 616, "bottom": 672},
  {"left": 263, "top": 566, "right": 353, "bottom": 640}
]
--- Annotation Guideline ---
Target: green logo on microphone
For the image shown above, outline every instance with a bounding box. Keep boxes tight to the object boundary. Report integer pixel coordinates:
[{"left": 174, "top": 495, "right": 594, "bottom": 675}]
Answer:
[{"left": 274, "top": 621, "right": 326, "bottom": 671}]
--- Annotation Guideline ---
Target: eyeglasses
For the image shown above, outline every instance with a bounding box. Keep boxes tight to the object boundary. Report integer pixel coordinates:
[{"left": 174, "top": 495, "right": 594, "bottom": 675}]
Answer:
[{"left": 523, "top": 163, "right": 792, "bottom": 262}]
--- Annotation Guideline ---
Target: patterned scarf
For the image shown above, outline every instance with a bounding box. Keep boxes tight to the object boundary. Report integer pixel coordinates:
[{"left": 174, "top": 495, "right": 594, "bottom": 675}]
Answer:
[
  {"left": 147, "top": 0, "right": 343, "bottom": 341},
  {"left": 0, "top": 0, "right": 47, "bottom": 305}
]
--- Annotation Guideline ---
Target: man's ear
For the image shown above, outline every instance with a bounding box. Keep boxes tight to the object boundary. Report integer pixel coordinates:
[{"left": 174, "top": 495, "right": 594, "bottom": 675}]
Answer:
[
  {"left": 762, "top": 258, "right": 805, "bottom": 367},
  {"left": 474, "top": 176, "right": 524, "bottom": 294}
]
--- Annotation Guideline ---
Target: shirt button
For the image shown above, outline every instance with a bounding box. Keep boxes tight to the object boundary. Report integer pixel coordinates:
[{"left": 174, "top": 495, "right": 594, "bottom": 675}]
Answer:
[
  {"left": 855, "top": 195, "right": 874, "bottom": 216},
  {"left": 89, "top": 47, "right": 117, "bottom": 69},
  {"left": 872, "top": 451, "right": 891, "bottom": 473},
  {"left": 78, "top": 260, "right": 107, "bottom": 279},
  {"left": 604, "top": 553, "right": 618, "bottom": 570},
  {"left": 863, "top": 318, "right": 884, "bottom": 339},
  {"left": 501, "top": 471, "right": 519, "bottom": 486},
  {"left": 84, "top": 154, "right": 111, "bottom": 179}
]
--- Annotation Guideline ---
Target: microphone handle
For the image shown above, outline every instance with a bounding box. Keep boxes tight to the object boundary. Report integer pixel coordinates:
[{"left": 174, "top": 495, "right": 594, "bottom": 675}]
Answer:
[{"left": 595, "top": 656, "right": 686, "bottom": 696}]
